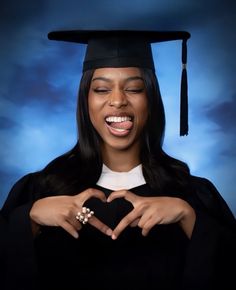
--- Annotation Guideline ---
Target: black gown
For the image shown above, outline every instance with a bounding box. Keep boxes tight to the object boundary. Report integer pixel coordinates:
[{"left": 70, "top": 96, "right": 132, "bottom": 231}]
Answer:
[{"left": 0, "top": 172, "right": 236, "bottom": 290}]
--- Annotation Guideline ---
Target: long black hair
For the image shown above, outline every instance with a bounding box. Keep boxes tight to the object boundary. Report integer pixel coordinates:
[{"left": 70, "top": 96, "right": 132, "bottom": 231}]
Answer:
[{"left": 41, "top": 68, "right": 190, "bottom": 195}]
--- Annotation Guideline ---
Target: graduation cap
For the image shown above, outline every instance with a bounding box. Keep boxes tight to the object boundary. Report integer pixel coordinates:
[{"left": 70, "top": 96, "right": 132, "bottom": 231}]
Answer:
[{"left": 48, "top": 29, "right": 191, "bottom": 136}]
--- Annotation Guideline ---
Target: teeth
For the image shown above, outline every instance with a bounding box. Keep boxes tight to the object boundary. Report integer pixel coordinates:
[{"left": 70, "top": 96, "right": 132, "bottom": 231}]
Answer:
[{"left": 105, "top": 116, "right": 132, "bottom": 123}]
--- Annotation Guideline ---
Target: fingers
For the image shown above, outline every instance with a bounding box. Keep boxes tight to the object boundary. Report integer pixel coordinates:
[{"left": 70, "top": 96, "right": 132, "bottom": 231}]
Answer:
[
  {"left": 112, "top": 210, "right": 140, "bottom": 240},
  {"left": 107, "top": 190, "right": 138, "bottom": 204},
  {"left": 68, "top": 211, "right": 83, "bottom": 231},
  {"left": 130, "top": 218, "right": 140, "bottom": 227},
  {"left": 73, "top": 188, "right": 113, "bottom": 237},
  {"left": 139, "top": 218, "right": 153, "bottom": 236},
  {"left": 73, "top": 206, "right": 112, "bottom": 237},
  {"left": 77, "top": 188, "right": 107, "bottom": 204},
  {"left": 89, "top": 216, "right": 113, "bottom": 236},
  {"left": 59, "top": 220, "right": 80, "bottom": 239},
  {"left": 58, "top": 210, "right": 84, "bottom": 239}
]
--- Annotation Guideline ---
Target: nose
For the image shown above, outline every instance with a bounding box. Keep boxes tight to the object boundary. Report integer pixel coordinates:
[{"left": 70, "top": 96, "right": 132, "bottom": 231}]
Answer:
[{"left": 108, "top": 89, "right": 128, "bottom": 108}]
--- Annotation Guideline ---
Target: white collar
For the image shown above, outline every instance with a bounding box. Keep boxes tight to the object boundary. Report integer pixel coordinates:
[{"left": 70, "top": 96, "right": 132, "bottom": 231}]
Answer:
[{"left": 96, "top": 164, "right": 146, "bottom": 191}]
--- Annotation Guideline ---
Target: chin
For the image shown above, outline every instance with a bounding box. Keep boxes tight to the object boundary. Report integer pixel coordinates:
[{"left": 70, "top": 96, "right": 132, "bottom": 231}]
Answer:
[{"left": 103, "top": 135, "right": 139, "bottom": 151}]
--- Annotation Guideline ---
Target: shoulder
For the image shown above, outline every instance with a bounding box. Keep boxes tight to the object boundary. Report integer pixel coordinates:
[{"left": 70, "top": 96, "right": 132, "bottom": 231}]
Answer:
[
  {"left": 43, "top": 149, "right": 80, "bottom": 173},
  {"left": 7, "top": 172, "right": 41, "bottom": 196},
  {"left": 188, "top": 175, "right": 236, "bottom": 228},
  {"left": 8, "top": 148, "right": 80, "bottom": 192},
  {"left": 0, "top": 171, "right": 42, "bottom": 216},
  {"left": 190, "top": 175, "right": 220, "bottom": 199},
  {"left": 189, "top": 175, "right": 230, "bottom": 209},
  {"left": 2, "top": 150, "right": 79, "bottom": 206}
]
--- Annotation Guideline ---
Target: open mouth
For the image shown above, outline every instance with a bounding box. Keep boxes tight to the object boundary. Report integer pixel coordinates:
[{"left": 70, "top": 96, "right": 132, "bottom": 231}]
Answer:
[{"left": 105, "top": 115, "right": 134, "bottom": 135}]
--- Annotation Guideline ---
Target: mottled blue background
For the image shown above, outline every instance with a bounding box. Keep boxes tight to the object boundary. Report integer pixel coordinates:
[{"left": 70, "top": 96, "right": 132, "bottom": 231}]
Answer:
[{"left": 0, "top": 0, "right": 235, "bottom": 216}]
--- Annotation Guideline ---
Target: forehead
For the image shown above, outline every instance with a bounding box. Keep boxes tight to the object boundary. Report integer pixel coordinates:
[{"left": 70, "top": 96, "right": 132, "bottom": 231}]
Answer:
[{"left": 92, "top": 67, "right": 142, "bottom": 79}]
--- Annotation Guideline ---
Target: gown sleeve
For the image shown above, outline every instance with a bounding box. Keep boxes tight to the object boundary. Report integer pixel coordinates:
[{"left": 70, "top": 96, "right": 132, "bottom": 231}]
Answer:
[
  {"left": 183, "top": 177, "right": 236, "bottom": 290},
  {"left": 0, "top": 173, "right": 41, "bottom": 290}
]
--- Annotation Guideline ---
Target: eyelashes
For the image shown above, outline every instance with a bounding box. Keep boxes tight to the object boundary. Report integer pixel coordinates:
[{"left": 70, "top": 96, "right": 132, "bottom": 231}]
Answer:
[
  {"left": 93, "top": 89, "right": 111, "bottom": 94},
  {"left": 125, "top": 89, "right": 144, "bottom": 94},
  {"left": 92, "top": 88, "right": 144, "bottom": 94}
]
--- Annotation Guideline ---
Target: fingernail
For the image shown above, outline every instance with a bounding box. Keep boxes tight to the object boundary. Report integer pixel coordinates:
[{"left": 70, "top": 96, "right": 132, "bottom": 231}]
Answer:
[
  {"left": 106, "top": 228, "right": 113, "bottom": 236},
  {"left": 74, "top": 233, "right": 79, "bottom": 239},
  {"left": 111, "top": 234, "right": 117, "bottom": 240}
]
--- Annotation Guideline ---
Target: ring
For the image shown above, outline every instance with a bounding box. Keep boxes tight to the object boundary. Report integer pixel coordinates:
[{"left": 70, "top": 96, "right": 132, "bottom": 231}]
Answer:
[{"left": 75, "top": 207, "right": 94, "bottom": 224}]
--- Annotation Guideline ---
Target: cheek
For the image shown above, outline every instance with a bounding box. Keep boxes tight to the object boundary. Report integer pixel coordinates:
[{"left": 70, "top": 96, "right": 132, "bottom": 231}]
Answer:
[
  {"left": 88, "top": 95, "right": 104, "bottom": 129},
  {"left": 137, "top": 99, "right": 149, "bottom": 126},
  {"left": 88, "top": 95, "right": 97, "bottom": 121}
]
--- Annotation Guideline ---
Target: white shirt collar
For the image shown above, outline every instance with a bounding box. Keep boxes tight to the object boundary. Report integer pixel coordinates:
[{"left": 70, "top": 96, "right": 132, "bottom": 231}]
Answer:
[{"left": 96, "top": 164, "right": 146, "bottom": 191}]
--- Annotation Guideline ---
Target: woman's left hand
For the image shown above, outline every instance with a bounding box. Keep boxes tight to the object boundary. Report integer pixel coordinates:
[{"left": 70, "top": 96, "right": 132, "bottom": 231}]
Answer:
[{"left": 107, "top": 190, "right": 196, "bottom": 240}]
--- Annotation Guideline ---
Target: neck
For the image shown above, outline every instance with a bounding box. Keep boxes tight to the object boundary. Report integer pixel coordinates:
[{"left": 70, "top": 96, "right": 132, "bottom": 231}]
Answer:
[{"left": 101, "top": 143, "right": 141, "bottom": 172}]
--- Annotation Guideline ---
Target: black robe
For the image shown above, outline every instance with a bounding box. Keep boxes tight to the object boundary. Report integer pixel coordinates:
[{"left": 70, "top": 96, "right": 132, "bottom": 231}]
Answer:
[{"left": 0, "top": 172, "right": 236, "bottom": 290}]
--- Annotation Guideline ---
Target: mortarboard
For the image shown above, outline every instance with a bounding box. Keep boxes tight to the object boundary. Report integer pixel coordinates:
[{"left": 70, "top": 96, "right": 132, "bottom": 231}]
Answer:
[{"left": 48, "top": 30, "right": 190, "bottom": 136}]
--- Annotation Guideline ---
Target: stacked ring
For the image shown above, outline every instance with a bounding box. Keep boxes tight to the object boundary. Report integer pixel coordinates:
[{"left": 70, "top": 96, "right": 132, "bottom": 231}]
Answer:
[{"left": 75, "top": 207, "right": 94, "bottom": 224}]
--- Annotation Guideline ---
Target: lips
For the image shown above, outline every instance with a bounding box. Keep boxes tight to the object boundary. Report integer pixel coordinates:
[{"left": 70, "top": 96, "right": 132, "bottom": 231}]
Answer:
[{"left": 105, "top": 115, "right": 134, "bottom": 136}]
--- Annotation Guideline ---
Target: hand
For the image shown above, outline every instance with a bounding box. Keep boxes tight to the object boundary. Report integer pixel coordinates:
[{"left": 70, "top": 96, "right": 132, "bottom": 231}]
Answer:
[
  {"left": 30, "top": 188, "right": 112, "bottom": 239},
  {"left": 107, "top": 190, "right": 196, "bottom": 240}
]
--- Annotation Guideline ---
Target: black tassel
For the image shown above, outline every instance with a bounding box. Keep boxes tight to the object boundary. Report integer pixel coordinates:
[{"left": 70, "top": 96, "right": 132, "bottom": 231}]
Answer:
[{"left": 180, "top": 39, "right": 188, "bottom": 136}]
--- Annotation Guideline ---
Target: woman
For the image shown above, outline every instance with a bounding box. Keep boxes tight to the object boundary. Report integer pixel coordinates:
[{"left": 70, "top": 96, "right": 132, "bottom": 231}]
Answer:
[{"left": 1, "top": 29, "right": 236, "bottom": 290}]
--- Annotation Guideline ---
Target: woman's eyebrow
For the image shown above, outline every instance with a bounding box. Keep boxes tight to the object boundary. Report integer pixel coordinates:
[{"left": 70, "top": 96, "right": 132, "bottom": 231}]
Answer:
[
  {"left": 125, "top": 76, "right": 144, "bottom": 82},
  {"left": 92, "top": 77, "right": 111, "bottom": 82},
  {"left": 92, "top": 76, "right": 144, "bottom": 82}
]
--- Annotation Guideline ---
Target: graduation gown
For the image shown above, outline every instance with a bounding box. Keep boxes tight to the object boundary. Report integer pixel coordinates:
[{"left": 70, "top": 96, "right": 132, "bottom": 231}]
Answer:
[{"left": 0, "top": 172, "right": 236, "bottom": 290}]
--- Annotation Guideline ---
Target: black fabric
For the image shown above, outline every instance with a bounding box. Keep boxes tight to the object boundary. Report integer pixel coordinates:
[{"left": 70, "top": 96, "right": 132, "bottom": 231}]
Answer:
[
  {"left": 47, "top": 29, "right": 190, "bottom": 73},
  {"left": 0, "top": 172, "right": 236, "bottom": 290},
  {"left": 47, "top": 29, "right": 191, "bottom": 44},
  {"left": 83, "top": 36, "right": 155, "bottom": 71},
  {"left": 180, "top": 38, "right": 188, "bottom": 136}
]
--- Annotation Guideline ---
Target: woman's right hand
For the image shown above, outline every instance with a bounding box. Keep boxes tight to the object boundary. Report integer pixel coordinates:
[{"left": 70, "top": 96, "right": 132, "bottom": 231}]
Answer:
[{"left": 29, "top": 188, "right": 112, "bottom": 239}]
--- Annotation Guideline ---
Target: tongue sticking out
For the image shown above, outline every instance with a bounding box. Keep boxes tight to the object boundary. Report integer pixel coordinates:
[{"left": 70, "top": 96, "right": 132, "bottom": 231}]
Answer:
[{"left": 109, "top": 120, "right": 133, "bottom": 130}]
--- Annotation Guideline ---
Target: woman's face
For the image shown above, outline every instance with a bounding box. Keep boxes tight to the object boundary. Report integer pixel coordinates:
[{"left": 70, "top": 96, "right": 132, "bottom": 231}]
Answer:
[{"left": 88, "top": 67, "right": 148, "bottom": 152}]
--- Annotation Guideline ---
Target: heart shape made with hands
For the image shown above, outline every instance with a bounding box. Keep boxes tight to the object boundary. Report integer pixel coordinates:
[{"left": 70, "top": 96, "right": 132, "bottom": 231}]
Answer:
[{"left": 84, "top": 194, "right": 133, "bottom": 230}]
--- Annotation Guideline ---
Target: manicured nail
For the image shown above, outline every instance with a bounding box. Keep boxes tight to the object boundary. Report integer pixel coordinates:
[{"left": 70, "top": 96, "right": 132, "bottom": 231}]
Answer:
[{"left": 74, "top": 232, "right": 79, "bottom": 239}]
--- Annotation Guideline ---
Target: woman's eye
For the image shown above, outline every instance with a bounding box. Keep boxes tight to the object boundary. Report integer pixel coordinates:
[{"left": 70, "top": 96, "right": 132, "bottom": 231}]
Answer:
[
  {"left": 125, "top": 88, "right": 144, "bottom": 94},
  {"left": 93, "top": 88, "right": 110, "bottom": 94}
]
